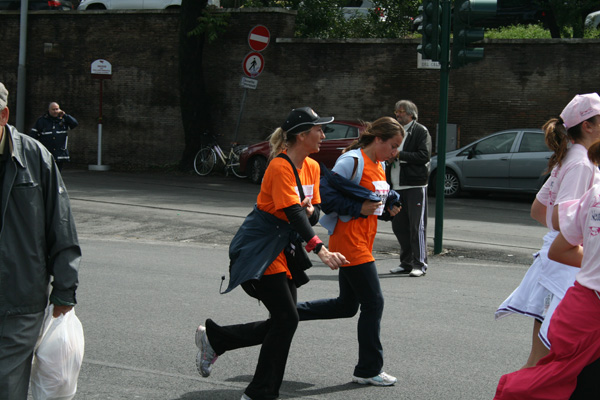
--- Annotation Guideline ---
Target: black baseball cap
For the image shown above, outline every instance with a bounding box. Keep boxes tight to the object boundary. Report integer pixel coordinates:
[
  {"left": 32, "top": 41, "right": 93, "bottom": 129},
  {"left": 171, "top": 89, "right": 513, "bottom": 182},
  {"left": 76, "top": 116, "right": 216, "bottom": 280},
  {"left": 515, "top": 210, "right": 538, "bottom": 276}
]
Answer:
[{"left": 281, "top": 107, "right": 334, "bottom": 135}]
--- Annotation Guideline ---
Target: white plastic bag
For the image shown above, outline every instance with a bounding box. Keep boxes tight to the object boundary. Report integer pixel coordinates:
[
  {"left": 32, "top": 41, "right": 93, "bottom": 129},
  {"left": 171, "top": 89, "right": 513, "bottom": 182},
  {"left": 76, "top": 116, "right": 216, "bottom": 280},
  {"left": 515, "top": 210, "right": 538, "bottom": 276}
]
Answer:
[{"left": 30, "top": 304, "right": 85, "bottom": 400}]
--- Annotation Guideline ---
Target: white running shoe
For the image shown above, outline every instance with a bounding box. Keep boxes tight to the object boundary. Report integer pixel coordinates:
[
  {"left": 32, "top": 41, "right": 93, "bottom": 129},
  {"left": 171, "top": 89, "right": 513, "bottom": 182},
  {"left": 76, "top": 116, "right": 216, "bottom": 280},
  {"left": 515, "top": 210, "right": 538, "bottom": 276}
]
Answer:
[
  {"left": 195, "top": 325, "right": 218, "bottom": 377},
  {"left": 409, "top": 269, "right": 425, "bottom": 277},
  {"left": 352, "top": 371, "right": 397, "bottom": 386},
  {"left": 240, "top": 394, "right": 252, "bottom": 400},
  {"left": 390, "top": 266, "right": 411, "bottom": 274}
]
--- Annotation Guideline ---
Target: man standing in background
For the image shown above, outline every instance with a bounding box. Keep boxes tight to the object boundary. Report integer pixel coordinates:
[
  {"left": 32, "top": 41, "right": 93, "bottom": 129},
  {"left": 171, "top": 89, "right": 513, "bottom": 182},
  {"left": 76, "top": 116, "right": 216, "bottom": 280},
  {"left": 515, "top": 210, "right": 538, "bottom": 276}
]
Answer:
[
  {"left": 30, "top": 102, "right": 78, "bottom": 171},
  {"left": 386, "top": 100, "right": 432, "bottom": 277}
]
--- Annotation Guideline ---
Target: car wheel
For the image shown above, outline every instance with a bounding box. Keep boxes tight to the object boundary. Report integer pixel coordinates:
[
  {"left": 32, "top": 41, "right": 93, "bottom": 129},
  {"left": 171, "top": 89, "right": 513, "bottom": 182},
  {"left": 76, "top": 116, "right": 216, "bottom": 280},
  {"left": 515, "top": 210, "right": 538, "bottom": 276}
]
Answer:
[
  {"left": 249, "top": 156, "right": 267, "bottom": 184},
  {"left": 443, "top": 169, "right": 460, "bottom": 198}
]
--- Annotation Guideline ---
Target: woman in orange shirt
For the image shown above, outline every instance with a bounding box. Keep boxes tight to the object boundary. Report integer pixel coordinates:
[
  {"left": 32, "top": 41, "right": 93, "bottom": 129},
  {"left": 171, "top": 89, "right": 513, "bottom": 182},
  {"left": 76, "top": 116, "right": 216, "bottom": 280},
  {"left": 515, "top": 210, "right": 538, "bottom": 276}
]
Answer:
[
  {"left": 194, "top": 107, "right": 347, "bottom": 400},
  {"left": 297, "top": 117, "right": 404, "bottom": 387}
]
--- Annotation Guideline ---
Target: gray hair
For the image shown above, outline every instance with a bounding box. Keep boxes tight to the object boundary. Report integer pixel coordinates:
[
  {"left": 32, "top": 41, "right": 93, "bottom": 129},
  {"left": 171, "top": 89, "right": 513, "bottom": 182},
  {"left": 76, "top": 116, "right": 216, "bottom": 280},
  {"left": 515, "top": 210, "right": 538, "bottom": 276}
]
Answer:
[{"left": 394, "top": 100, "right": 418, "bottom": 121}]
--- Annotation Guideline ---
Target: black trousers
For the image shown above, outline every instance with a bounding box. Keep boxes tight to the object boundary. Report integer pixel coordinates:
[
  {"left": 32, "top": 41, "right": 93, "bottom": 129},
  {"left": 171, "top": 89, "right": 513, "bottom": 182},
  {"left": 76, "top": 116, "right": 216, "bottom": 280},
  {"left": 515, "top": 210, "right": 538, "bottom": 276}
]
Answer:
[
  {"left": 297, "top": 261, "right": 385, "bottom": 378},
  {"left": 207, "top": 272, "right": 298, "bottom": 400},
  {"left": 391, "top": 186, "right": 428, "bottom": 271},
  {"left": 570, "top": 357, "right": 600, "bottom": 399}
]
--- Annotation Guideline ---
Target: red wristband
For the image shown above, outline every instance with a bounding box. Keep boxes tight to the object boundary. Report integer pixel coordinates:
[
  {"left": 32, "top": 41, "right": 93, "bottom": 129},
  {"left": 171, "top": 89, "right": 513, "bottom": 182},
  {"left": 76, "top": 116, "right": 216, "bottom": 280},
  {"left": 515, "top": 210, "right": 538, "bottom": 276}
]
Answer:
[{"left": 305, "top": 236, "right": 323, "bottom": 253}]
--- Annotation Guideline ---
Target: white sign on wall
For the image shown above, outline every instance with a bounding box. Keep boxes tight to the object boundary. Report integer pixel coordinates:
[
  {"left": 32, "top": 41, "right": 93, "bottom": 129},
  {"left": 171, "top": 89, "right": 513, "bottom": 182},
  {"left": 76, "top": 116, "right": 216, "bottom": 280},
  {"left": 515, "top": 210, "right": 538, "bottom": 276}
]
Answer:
[
  {"left": 91, "top": 59, "right": 112, "bottom": 76},
  {"left": 417, "top": 53, "right": 441, "bottom": 70}
]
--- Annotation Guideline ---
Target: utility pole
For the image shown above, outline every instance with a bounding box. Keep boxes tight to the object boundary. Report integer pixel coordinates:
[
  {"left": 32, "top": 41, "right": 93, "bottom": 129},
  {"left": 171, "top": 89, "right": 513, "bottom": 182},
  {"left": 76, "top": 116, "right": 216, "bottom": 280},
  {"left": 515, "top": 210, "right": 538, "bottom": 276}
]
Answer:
[{"left": 433, "top": 0, "right": 452, "bottom": 254}]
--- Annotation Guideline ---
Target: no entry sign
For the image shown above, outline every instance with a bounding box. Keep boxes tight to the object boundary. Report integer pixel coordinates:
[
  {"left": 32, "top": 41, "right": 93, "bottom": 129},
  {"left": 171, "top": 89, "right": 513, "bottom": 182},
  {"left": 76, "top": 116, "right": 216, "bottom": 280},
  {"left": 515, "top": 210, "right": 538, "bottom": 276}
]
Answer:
[
  {"left": 248, "top": 25, "right": 270, "bottom": 52},
  {"left": 242, "top": 52, "right": 264, "bottom": 78}
]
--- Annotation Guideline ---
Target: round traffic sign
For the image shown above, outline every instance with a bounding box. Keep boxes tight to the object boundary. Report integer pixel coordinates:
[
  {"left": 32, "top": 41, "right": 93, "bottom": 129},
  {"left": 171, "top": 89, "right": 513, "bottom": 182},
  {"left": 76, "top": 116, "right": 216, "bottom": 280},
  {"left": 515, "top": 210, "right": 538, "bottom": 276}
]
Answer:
[
  {"left": 248, "top": 25, "right": 270, "bottom": 52},
  {"left": 242, "top": 52, "right": 264, "bottom": 78}
]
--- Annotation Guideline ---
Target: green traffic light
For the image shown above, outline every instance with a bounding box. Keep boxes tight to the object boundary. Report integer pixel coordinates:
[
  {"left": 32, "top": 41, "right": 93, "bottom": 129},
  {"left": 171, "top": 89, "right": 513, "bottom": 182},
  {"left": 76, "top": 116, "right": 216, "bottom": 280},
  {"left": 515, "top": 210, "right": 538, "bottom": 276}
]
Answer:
[
  {"left": 451, "top": 0, "right": 497, "bottom": 69},
  {"left": 417, "top": 0, "right": 442, "bottom": 62}
]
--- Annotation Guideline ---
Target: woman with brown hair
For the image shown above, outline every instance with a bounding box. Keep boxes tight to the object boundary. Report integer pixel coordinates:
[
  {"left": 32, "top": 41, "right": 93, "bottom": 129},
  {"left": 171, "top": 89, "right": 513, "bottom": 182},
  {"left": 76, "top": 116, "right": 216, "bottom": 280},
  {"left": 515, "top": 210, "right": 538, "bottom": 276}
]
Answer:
[
  {"left": 194, "top": 107, "right": 347, "bottom": 400},
  {"left": 297, "top": 116, "right": 404, "bottom": 387},
  {"left": 495, "top": 93, "right": 600, "bottom": 370}
]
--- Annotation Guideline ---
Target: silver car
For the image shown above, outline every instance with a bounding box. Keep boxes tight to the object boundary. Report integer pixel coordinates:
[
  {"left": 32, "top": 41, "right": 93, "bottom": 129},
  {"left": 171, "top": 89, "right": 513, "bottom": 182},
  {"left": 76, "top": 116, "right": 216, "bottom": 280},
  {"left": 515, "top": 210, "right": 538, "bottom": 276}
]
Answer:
[{"left": 429, "top": 128, "right": 551, "bottom": 197}]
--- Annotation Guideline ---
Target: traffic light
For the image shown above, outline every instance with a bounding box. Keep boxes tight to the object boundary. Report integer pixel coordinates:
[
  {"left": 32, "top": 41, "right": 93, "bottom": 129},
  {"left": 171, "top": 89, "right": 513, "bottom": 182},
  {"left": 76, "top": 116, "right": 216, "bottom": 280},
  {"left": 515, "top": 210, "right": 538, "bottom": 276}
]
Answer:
[
  {"left": 451, "top": 0, "right": 497, "bottom": 69},
  {"left": 417, "top": 0, "right": 442, "bottom": 61}
]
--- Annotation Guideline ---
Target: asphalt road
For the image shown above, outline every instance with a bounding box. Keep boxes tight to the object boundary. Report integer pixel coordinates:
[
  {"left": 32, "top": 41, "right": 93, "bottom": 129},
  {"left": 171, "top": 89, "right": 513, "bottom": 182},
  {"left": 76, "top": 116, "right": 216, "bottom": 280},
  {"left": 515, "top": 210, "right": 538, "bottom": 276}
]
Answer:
[
  {"left": 40, "top": 169, "right": 549, "bottom": 400},
  {"left": 63, "top": 169, "right": 547, "bottom": 265}
]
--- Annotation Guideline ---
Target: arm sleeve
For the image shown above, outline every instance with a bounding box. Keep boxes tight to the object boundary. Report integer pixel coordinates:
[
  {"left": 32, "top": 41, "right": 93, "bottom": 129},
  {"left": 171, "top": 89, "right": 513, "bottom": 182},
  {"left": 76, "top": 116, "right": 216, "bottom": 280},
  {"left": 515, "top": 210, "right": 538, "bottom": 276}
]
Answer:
[
  {"left": 308, "top": 204, "right": 321, "bottom": 226},
  {"left": 45, "top": 161, "right": 81, "bottom": 305},
  {"left": 319, "top": 176, "right": 364, "bottom": 217},
  {"left": 63, "top": 114, "right": 79, "bottom": 129},
  {"left": 558, "top": 196, "right": 587, "bottom": 246},
  {"left": 283, "top": 204, "right": 317, "bottom": 243},
  {"left": 555, "top": 163, "right": 596, "bottom": 204},
  {"left": 397, "top": 128, "right": 432, "bottom": 165}
]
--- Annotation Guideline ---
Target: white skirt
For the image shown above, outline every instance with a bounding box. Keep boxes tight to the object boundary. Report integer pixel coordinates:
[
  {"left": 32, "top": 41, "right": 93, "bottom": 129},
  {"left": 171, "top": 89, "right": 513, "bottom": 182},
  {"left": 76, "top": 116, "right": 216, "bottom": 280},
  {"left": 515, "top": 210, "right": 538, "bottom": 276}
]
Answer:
[
  {"left": 495, "top": 231, "right": 558, "bottom": 322},
  {"left": 538, "top": 269, "right": 578, "bottom": 349}
]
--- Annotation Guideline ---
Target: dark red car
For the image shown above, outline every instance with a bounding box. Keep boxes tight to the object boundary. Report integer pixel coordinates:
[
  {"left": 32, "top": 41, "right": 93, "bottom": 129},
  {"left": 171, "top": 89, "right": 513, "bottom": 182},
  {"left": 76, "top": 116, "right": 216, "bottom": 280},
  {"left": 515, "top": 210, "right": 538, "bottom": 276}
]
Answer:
[{"left": 239, "top": 121, "right": 366, "bottom": 184}]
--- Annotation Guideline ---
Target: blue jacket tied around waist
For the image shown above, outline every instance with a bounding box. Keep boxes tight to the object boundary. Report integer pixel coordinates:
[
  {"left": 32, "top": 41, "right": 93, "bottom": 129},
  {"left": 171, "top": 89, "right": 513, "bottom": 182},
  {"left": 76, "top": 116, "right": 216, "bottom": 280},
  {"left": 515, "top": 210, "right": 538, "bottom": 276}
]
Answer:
[{"left": 223, "top": 205, "right": 298, "bottom": 294}]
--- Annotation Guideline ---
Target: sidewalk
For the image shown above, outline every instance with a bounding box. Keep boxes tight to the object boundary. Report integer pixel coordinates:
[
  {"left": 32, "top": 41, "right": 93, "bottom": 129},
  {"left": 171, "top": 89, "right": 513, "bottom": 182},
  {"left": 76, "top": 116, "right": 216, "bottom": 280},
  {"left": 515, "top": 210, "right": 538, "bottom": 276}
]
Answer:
[{"left": 63, "top": 168, "right": 545, "bottom": 266}]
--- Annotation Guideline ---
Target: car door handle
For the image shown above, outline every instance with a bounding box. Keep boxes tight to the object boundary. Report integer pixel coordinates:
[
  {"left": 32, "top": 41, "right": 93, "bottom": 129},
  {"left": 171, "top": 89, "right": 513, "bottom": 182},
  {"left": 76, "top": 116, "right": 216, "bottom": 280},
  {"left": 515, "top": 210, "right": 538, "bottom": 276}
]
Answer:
[{"left": 500, "top": 157, "right": 509, "bottom": 161}]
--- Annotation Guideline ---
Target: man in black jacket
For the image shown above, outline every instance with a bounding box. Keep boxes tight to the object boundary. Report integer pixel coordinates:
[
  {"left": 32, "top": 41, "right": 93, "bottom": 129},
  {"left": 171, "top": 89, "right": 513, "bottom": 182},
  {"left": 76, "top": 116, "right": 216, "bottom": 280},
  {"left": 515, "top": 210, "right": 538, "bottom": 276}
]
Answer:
[
  {"left": 386, "top": 100, "right": 432, "bottom": 277},
  {"left": 29, "top": 102, "right": 78, "bottom": 171}
]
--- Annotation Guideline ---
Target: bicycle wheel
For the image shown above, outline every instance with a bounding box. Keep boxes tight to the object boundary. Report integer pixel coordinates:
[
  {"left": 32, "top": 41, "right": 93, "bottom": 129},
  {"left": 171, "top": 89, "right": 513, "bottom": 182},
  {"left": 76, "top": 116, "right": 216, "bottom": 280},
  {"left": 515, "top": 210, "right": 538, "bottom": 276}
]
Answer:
[
  {"left": 229, "top": 146, "right": 248, "bottom": 179},
  {"left": 194, "top": 147, "right": 217, "bottom": 176}
]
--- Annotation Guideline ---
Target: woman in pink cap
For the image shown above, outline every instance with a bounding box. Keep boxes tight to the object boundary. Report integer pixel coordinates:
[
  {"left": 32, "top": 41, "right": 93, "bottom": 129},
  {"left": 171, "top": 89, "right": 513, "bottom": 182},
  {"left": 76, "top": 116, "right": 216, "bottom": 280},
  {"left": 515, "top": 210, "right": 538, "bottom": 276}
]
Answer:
[
  {"left": 495, "top": 93, "right": 600, "bottom": 370},
  {"left": 494, "top": 94, "right": 600, "bottom": 400}
]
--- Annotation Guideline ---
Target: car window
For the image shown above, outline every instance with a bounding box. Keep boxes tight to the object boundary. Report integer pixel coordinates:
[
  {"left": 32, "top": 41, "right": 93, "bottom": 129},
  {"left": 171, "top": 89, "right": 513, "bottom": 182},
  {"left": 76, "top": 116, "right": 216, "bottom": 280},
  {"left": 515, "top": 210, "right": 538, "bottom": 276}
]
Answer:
[
  {"left": 323, "top": 123, "right": 350, "bottom": 140},
  {"left": 474, "top": 132, "right": 517, "bottom": 155},
  {"left": 347, "top": 126, "right": 360, "bottom": 139},
  {"left": 519, "top": 131, "right": 548, "bottom": 153}
]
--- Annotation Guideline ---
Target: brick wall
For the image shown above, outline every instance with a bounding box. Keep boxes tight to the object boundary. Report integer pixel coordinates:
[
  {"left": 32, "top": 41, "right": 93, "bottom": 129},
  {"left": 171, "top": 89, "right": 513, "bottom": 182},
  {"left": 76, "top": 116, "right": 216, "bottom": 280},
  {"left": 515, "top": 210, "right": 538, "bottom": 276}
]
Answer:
[{"left": 1, "top": 8, "right": 599, "bottom": 169}]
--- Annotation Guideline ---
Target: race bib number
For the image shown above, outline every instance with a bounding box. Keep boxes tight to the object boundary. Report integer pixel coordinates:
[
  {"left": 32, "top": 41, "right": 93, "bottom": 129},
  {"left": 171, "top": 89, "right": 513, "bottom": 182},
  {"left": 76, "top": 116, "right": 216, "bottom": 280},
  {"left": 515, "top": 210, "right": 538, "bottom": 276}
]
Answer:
[
  {"left": 295, "top": 184, "right": 314, "bottom": 201},
  {"left": 372, "top": 181, "right": 390, "bottom": 216}
]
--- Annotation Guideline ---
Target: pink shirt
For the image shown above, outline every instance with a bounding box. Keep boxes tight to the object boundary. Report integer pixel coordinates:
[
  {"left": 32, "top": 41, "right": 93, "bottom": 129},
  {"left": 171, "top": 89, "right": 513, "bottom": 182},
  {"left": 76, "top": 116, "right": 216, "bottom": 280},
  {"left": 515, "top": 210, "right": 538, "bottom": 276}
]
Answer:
[
  {"left": 536, "top": 144, "right": 600, "bottom": 230},
  {"left": 559, "top": 185, "right": 600, "bottom": 292}
]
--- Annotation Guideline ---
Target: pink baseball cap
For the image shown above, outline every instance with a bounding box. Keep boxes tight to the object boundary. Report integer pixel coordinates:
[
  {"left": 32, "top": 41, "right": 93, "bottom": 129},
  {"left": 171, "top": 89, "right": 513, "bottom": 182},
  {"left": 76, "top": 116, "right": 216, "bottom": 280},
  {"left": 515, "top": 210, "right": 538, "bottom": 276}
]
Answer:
[{"left": 560, "top": 93, "right": 600, "bottom": 129}]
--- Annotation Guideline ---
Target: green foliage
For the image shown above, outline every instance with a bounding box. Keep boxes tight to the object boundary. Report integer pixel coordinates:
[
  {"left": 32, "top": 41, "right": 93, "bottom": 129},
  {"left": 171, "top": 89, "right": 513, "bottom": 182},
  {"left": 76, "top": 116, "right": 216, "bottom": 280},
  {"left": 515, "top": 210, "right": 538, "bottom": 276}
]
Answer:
[
  {"left": 212, "top": 0, "right": 599, "bottom": 40},
  {"left": 188, "top": 8, "right": 231, "bottom": 43},
  {"left": 294, "top": 0, "right": 345, "bottom": 38},
  {"left": 584, "top": 26, "right": 600, "bottom": 39},
  {"left": 545, "top": 0, "right": 598, "bottom": 38},
  {"left": 485, "top": 24, "right": 552, "bottom": 39},
  {"left": 294, "top": 0, "right": 419, "bottom": 38},
  {"left": 485, "top": 23, "right": 600, "bottom": 39},
  {"left": 221, "top": 0, "right": 419, "bottom": 39}
]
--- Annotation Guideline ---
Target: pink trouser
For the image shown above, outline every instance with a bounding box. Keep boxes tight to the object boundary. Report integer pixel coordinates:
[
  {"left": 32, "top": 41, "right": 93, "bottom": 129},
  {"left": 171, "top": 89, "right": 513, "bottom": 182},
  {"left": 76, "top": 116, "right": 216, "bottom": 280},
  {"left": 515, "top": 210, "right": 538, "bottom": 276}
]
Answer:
[{"left": 494, "top": 282, "right": 600, "bottom": 400}]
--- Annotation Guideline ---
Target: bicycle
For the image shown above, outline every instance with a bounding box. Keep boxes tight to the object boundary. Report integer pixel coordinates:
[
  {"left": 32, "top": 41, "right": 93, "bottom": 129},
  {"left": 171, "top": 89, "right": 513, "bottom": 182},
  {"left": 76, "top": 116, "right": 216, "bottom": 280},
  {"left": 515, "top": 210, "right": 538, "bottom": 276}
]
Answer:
[{"left": 193, "top": 131, "right": 248, "bottom": 178}]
